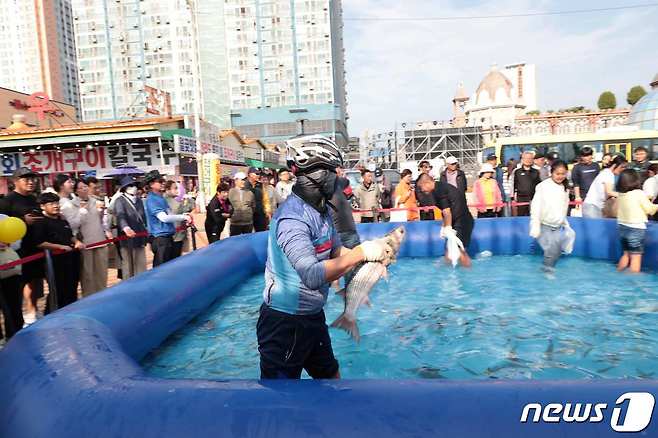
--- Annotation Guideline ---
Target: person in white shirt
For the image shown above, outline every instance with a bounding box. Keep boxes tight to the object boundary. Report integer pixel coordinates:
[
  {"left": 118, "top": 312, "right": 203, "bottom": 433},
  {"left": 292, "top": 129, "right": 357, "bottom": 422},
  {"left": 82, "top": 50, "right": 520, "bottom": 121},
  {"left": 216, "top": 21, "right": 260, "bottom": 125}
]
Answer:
[
  {"left": 642, "top": 164, "right": 658, "bottom": 202},
  {"left": 53, "top": 174, "right": 80, "bottom": 234},
  {"left": 275, "top": 169, "right": 294, "bottom": 200},
  {"left": 616, "top": 169, "right": 658, "bottom": 273},
  {"left": 582, "top": 155, "right": 627, "bottom": 218},
  {"left": 530, "top": 160, "right": 573, "bottom": 270}
]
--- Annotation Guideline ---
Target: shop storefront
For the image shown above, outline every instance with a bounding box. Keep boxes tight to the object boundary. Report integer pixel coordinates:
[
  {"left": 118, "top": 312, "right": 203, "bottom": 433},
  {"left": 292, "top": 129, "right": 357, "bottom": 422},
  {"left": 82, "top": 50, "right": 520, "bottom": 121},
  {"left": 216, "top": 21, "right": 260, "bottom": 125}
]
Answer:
[
  {"left": 0, "top": 116, "right": 281, "bottom": 202},
  {"left": 0, "top": 117, "right": 186, "bottom": 195},
  {"left": 173, "top": 132, "right": 248, "bottom": 204}
]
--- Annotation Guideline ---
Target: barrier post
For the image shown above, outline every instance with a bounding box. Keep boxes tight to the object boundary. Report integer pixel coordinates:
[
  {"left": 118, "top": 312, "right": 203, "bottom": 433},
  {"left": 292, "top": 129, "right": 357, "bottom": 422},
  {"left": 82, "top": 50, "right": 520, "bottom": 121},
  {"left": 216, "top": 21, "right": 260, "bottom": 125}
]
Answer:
[
  {"left": 190, "top": 225, "right": 198, "bottom": 251},
  {"left": 0, "top": 282, "right": 18, "bottom": 337},
  {"left": 44, "top": 250, "right": 58, "bottom": 312}
]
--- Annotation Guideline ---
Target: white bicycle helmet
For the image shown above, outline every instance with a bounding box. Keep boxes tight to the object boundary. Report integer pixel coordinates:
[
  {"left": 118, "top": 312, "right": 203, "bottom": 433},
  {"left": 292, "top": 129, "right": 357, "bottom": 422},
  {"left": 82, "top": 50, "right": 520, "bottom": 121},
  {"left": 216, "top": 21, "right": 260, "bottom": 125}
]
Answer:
[{"left": 285, "top": 135, "right": 344, "bottom": 172}]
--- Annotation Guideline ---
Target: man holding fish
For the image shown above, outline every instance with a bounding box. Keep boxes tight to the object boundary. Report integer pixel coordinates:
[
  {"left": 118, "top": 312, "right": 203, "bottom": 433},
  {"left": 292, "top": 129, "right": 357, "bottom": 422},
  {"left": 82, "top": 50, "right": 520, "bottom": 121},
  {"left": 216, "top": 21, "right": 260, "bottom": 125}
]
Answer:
[
  {"left": 257, "top": 135, "right": 397, "bottom": 380},
  {"left": 417, "top": 173, "right": 474, "bottom": 267}
]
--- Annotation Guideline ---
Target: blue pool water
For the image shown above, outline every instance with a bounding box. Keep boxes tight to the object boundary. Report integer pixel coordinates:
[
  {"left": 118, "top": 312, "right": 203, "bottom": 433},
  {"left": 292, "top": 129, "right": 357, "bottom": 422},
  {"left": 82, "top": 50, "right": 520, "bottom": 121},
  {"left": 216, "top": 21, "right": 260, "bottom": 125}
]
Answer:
[{"left": 142, "top": 256, "right": 658, "bottom": 380}]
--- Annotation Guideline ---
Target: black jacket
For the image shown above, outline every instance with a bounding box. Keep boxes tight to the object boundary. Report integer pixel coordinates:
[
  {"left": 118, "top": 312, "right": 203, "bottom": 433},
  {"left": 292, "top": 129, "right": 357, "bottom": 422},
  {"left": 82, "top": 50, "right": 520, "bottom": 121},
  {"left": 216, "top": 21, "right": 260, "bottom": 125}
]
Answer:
[
  {"left": 0, "top": 191, "right": 40, "bottom": 255},
  {"left": 331, "top": 178, "right": 360, "bottom": 248},
  {"left": 440, "top": 170, "right": 467, "bottom": 193},
  {"left": 513, "top": 166, "right": 541, "bottom": 198},
  {"left": 415, "top": 176, "right": 437, "bottom": 221},
  {"left": 205, "top": 196, "right": 233, "bottom": 235},
  {"left": 113, "top": 194, "right": 147, "bottom": 248}
]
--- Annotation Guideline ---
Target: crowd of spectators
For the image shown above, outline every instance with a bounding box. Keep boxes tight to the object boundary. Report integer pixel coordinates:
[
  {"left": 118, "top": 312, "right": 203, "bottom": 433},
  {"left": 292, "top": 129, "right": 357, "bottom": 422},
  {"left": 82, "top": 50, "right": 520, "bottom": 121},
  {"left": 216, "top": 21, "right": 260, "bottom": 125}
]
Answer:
[
  {"left": 0, "top": 168, "right": 196, "bottom": 344},
  {"left": 2, "top": 145, "right": 656, "bottom": 345}
]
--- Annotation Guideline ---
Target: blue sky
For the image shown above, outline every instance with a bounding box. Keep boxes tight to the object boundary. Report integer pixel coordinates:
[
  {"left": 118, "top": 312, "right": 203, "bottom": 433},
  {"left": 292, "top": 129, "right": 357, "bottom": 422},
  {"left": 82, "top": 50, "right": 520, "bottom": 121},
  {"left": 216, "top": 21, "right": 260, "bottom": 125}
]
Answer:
[{"left": 342, "top": 0, "right": 658, "bottom": 136}]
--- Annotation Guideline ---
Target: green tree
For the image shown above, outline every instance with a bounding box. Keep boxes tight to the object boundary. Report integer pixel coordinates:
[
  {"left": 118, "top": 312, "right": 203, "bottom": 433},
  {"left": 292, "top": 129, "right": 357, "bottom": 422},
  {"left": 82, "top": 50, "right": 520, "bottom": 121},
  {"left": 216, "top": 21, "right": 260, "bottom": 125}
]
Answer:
[
  {"left": 598, "top": 91, "right": 617, "bottom": 110},
  {"left": 627, "top": 86, "right": 647, "bottom": 105}
]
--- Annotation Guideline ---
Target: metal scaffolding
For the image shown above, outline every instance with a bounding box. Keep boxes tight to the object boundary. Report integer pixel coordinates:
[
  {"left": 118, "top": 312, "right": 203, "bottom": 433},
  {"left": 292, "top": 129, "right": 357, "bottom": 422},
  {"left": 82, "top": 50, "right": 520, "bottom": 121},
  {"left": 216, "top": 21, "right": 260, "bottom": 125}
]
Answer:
[
  {"left": 362, "top": 124, "right": 485, "bottom": 173},
  {"left": 400, "top": 126, "right": 484, "bottom": 172}
]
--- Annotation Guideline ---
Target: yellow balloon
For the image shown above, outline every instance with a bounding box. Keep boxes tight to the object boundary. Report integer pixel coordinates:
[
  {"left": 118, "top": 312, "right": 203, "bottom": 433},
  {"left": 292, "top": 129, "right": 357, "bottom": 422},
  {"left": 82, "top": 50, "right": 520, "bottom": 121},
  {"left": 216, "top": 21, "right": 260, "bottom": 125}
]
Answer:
[{"left": 0, "top": 217, "right": 27, "bottom": 244}]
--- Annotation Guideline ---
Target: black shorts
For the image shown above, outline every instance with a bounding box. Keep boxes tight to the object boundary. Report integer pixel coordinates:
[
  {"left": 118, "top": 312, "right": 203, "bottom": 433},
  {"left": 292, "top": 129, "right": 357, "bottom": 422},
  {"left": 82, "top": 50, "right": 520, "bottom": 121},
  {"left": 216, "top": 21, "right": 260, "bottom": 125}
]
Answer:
[
  {"left": 453, "top": 214, "right": 474, "bottom": 248},
  {"left": 257, "top": 304, "right": 339, "bottom": 379},
  {"left": 20, "top": 259, "right": 44, "bottom": 283}
]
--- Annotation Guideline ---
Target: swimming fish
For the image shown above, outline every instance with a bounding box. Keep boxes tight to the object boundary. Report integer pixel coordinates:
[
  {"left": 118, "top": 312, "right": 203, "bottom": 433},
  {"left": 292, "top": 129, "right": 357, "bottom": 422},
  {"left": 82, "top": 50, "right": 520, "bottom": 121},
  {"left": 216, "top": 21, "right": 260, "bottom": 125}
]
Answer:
[
  {"left": 331, "top": 226, "right": 406, "bottom": 341},
  {"left": 408, "top": 366, "right": 445, "bottom": 379}
]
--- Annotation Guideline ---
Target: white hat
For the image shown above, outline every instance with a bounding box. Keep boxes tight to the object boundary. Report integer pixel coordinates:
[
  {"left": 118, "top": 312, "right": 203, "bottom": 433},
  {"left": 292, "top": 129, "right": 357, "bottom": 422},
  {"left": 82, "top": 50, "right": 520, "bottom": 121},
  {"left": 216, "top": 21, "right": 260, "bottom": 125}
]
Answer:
[
  {"left": 446, "top": 156, "right": 458, "bottom": 165},
  {"left": 233, "top": 171, "right": 246, "bottom": 180},
  {"left": 479, "top": 163, "right": 495, "bottom": 175}
]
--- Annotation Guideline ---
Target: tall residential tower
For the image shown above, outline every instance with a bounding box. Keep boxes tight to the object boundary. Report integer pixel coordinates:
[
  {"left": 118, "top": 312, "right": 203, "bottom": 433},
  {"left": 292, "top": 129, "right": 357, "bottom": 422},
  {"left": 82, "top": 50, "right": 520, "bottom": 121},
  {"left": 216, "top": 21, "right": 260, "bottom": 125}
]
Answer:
[
  {"left": 71, "top": 0, "right": 201, "bottom": 122},
  {"left": 0, "top": 0, "right": 80, "bottom": 113},
  {"left": 71, "top": 0, "right": 348, "bottom": 145},
  {"left": 198, "top": 0, "right": 348, "bottom": 147}
]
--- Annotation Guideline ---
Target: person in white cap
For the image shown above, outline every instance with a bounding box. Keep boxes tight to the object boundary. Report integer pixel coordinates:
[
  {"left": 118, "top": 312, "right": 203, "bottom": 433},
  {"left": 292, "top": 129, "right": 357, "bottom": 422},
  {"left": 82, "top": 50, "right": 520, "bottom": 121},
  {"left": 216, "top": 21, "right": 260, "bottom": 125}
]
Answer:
[
  {"left": 472, "top": 163, "right": 503, "bottom": 218},
  {"left": 440, "top": 156, "right": 467, "bottom": 193},
  {"left": 228, "top": 171, "right": 255, "bottom": 236}
]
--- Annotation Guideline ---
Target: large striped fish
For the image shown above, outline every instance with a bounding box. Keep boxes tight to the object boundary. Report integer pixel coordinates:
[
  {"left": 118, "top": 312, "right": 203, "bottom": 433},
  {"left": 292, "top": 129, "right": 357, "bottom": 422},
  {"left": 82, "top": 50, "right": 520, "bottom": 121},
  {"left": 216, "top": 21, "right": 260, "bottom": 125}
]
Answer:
[{"left": 331, "top": 226, "right": 406, "bottom": 341}]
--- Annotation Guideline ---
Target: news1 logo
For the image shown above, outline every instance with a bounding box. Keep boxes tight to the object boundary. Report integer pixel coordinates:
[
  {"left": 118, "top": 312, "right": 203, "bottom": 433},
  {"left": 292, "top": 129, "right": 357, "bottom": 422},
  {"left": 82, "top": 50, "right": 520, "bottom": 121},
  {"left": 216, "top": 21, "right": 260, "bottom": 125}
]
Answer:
[{"left": 520, "top": 392, "right": 655, "bottom": 432}]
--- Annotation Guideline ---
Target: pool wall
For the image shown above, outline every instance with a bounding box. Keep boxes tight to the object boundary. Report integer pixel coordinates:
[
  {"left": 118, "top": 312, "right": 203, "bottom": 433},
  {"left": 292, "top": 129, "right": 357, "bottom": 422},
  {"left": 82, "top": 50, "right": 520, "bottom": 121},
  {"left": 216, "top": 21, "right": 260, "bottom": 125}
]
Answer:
[{"left": 1, "top": 218, "right": 657, "bottom": 437}]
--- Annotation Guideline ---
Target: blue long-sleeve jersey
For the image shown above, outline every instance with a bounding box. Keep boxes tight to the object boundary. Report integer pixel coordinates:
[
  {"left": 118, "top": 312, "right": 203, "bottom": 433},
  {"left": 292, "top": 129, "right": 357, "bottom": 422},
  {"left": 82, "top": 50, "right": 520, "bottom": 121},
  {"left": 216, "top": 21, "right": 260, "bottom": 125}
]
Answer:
[{"left": 262, "top": 193, "right": 341, "bottom": 315}]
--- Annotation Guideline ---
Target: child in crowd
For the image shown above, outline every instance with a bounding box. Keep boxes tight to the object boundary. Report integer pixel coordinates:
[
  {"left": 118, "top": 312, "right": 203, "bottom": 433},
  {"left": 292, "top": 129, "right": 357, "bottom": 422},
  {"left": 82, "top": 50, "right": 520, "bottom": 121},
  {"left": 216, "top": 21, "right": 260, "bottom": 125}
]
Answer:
[
  {"left": 530, "top": 160, "right": 573, "bottom": 270},
  {"left": 32, "top": 192, "right": 85, "bottom": 313},
  {"left": 615, "top": 169, "right": 658, "bottom": 273}
]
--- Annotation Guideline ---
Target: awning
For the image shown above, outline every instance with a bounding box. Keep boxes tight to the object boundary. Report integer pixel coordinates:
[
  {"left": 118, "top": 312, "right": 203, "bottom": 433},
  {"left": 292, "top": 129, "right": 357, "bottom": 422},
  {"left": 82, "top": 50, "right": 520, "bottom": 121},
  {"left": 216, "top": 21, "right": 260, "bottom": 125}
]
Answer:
[
  {"left": 245, "top": 158, "right": 285, "bottom": 170},
  {"left": 160, "top": 128, "right": 193, "bottom": 140},
  {"left": 0, "top": 130, "right": 162, "bottom": 148}
]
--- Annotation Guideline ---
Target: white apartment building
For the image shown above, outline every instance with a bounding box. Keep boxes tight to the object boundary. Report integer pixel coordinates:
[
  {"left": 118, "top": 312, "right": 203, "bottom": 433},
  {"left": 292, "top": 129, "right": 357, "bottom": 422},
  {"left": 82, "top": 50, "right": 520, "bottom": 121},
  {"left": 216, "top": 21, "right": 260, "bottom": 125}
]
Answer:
[
  {"left": 221, "top": 0, "right": 338, "bottom": 110},
  {"left": 0, "top": 0, "right": 80, "bottom": 112},
  {"left": 211, "top": 0, "right": 348, "bottom": 147},
  {"left": 71, "top": 0, "right": 201, "bottom": 122},
  {"left": 71, "top": 0, "right": 347, "bottom": 146}
]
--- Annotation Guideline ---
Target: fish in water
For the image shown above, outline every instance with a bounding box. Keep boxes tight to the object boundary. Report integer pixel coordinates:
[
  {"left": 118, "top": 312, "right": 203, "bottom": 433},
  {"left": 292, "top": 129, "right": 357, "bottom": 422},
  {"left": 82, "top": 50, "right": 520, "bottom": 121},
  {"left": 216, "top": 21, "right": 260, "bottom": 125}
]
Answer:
[
  {"left": 408, "top": 366, "right": 445, "bottom": 379},
  {"left": 331, "top": 226, "right": 406, "bottom": 341}
]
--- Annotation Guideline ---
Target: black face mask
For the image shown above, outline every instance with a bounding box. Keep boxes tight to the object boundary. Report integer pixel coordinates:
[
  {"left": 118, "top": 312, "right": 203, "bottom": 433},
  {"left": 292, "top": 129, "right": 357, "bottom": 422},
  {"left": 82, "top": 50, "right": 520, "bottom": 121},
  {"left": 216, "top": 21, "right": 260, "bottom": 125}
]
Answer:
[{"left": 292, "top": 168, "right": 337, "bottom": 214}]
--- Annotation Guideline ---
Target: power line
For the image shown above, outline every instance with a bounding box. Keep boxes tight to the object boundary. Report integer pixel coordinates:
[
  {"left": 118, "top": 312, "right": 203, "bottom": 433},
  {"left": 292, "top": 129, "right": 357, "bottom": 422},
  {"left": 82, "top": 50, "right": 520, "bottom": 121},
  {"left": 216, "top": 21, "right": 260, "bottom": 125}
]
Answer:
[
  {"left": 48, "top": 100, "right": 81, "bottom": 127},
  {"left": 343, "top": 3, "right": 658, "bottom": 22}
]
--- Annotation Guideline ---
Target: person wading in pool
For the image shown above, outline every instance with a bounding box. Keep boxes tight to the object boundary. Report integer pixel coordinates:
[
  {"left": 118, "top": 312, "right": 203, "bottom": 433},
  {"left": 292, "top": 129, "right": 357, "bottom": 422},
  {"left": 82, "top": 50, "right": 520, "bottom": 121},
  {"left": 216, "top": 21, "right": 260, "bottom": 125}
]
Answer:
[
  {"left": 529, "top": 160, "right": 572, "bottom": 271},
  {"left": 417, "top": 173, "right": 474, "bottom": 267},
  {"left": 257, "top": 135, "right": 393, "bottom": 379}
]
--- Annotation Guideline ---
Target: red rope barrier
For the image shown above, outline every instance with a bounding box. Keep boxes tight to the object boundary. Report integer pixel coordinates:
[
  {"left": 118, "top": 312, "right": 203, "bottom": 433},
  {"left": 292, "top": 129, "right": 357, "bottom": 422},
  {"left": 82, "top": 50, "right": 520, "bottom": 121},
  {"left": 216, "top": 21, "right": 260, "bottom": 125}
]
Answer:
[
  {"left": 0, "top": 226, "right": 190, "bottom": 271},
  {"left": 352, "top": 200, "right": 583, "bottom": 214}
]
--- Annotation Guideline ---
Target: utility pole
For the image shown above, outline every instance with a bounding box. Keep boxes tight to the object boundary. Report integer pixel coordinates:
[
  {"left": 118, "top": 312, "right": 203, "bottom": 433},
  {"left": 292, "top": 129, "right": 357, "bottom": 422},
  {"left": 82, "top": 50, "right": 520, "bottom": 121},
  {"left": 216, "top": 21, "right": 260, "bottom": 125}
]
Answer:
[
  {"left": 297, "top": 118, "right": 308, "bottom": 135},
  {"left": 394, "top": 122, "right": 399, "bottom": 171},
  {"left": 186, "top": 0, "right": 204, "bottom": 207}
]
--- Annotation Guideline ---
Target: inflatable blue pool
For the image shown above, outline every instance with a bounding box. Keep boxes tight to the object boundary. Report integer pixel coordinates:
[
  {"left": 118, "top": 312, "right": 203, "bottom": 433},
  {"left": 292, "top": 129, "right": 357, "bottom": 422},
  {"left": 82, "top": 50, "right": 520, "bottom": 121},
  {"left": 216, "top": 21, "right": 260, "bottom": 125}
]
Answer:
[{"left": 1, "top": 217, "right": 657, "bottom": 437}]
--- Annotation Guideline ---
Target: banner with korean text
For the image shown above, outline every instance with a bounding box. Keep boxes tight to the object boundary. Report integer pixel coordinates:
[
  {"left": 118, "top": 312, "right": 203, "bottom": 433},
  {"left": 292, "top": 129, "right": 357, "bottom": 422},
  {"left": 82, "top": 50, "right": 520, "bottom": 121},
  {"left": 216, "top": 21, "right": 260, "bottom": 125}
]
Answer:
[{"left": 1, "top": 143, "right": 179, "bottom": 176}]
